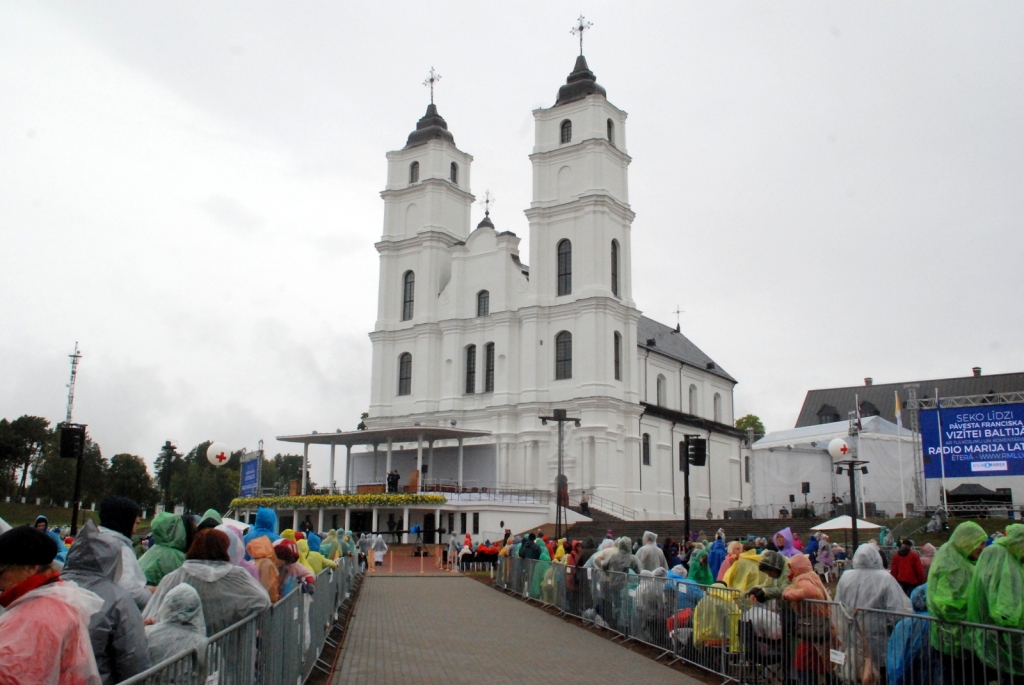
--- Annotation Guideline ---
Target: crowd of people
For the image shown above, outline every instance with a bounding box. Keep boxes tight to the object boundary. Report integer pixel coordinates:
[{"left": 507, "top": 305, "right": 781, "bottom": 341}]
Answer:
[
  {"left": 494, "top": 521, "right": 1024, "bottom": 684},
  {"left": 0, "top": 501, "right": 355, "bottom": 684}
]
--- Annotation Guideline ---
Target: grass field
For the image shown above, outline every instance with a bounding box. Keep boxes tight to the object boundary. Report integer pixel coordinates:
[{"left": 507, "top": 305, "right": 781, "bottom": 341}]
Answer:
[{"left": 0, "top": 501, "right": 151, "bottom": 530}]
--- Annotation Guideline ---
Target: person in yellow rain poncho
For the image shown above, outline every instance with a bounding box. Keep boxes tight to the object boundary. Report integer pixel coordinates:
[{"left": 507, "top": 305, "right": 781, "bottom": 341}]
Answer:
[
  {"left": 305, "top": 534, "right": 338, "bottom": 574},
  {"left": 296, "top": 539, "right": 317, "bottom": 574},
  {"left": 553, "top": 538, "right": 567, "bottom": 563},
  {"left": 723, "top": 544, "right": 767, "bottom": 593},
  {"left": 692, "top": 582, "right": 743, "bottom": 653},
  {"left": 967, "top": 523, "right": 1024, "bottom": 678},
  {"left": 280, "top": 529, "right": 297, "bottom": 542}
]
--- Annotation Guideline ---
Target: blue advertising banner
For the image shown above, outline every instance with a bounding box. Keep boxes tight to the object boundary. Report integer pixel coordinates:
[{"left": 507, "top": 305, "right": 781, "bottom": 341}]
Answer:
[
  {"left": 921, "top": 403, "right": 1024, "bottom": 478},
  {"left": 239, "top": 457, "right": 260, "bottom": 497}
]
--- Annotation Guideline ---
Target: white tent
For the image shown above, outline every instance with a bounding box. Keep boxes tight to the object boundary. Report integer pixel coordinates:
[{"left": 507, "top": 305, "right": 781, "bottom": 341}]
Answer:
[
  {"left": 811, "top": 515, "right": 881, "bottom": 531},
  {"left": 752, "top": 416, "right": 917, "bottom": 518}
]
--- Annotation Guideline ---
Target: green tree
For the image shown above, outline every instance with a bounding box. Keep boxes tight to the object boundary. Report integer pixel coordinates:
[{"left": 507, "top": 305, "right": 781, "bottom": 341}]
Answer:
[
  {"left": 0, "top": 419, "right": 23, "bottom": 498},
  {"left": 107, "top": 453, "right": 159, "bottom": 510},
  {"left": 273, "top": 453, "right": 312, "bottom": 490},
  {"left": 30, "top": 430, "right": 108, "bottom": 505},
  {"left": 168, "top": 441, "right": 240, "bottom": 514},
  {"left": 4, "top": 416, "right": 51, "bottom": 496},
  {"left": 357, "top": 412, "right": 368, "bottom": 430},
  {"left": 154, "top": 441, "right": 183, "bottom": 510},
  {"left": 735, "top": 414, "right": 766, "bottom": 437}
]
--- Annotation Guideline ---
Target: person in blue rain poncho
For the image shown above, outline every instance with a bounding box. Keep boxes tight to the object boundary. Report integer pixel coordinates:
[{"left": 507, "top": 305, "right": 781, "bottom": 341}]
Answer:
[
  {"left": 887, "top": 584, "right": 940, "bottom": 685},
  {"left": 707, "top": 538, "right": 727, "bottom": 580},
  {"left": 243, "top": 507, "right": 281, "bottom": 557},
  {"left": 35, "top": 514, "right": 68, "bottom": 564}
]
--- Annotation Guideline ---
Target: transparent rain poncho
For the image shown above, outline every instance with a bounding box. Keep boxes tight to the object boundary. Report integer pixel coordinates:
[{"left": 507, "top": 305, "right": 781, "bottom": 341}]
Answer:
[
  {"left": 723, "top": 548, "right": 765, "bottom": 592},
  {"left": 967, "top": 523, "right": 1024, "bottom": 675},
  {"left": 834, "top": 544, "right": 911, "bottom": 668},
  {"left": 636, "top": 531, "right": 668, "bottom": 572},
  {"left": 925, "top": 520, "right": 986, "bottom": 655},
  {"left": 139, "top": 513, "right": 187, "bottom": 585},
  {"left": 887, "top": 584, "right": 939, "bottom": 685},
  {"left": 145, "top": 583, "right": 207, "bottom": 665}
]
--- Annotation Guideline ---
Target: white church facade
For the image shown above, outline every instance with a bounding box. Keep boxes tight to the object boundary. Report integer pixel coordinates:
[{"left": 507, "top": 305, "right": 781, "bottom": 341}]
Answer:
[{"left": 345, "top": 55, "right": 747, "bottom": 529}]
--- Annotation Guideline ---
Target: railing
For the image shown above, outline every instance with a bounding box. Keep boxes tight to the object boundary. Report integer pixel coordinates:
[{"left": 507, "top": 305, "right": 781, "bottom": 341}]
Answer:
[
  {"left": 118, "top": 556, "right": 359, "bottom": 685},
  {"left": 494, "top": 557, "right": 1024, "bottom": 684},
  {"left": 568, "top": 491, "right": 637, "bottom": 520}
]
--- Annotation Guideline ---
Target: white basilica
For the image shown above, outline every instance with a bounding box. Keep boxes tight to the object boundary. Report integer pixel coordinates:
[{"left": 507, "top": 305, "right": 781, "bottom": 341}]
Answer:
[{"left": 338, "top": 55, "right": 748, "bottom": 529}]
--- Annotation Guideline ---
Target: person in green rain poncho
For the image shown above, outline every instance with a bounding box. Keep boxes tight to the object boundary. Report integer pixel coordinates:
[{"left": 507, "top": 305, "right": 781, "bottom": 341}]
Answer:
[
  {"left": 138, "top": 513, "right": 188, "bottom": 585},
  {"left": 530, "top": 536, "right": 552, "bottom": 600},
  {"left": 688, "top": 547, "right": 715, "bottom": 586},
  {"left": 319, "top": 530, "right": 340, "bottom": 560},
  {"left": 926, "top": 520, "right": 987, "bottom": 685},
  {"left": 968, "top": 523, "right": 1024, "bottom": 678}
]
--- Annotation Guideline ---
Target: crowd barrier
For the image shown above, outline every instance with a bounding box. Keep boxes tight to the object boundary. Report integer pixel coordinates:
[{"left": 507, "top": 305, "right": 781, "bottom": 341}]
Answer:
[
  {"left": 495, "top": 556, "right": 1024, "bottom": 684},
  {"left": 119, "top": 557, "right": 360, "bottom": 685}
]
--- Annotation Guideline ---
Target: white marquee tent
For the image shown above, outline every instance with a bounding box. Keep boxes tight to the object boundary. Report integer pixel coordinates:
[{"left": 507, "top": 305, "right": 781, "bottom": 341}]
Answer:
[{"left": 752, "top": 416, "right": 917, "bottom": 518}]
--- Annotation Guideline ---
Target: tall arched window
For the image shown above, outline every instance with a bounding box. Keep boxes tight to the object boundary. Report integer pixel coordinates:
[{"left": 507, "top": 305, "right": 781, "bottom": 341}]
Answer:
[
  {"left": 409, "top": 161, "right": 419, "bottom": 184},
  {"left": 714, "top": 393, "right": 723, "bottom": 423},
  {"left": 610, "top": 239, "right": 620, "bottom": 297},
  {"left": 450, "top": 162, "right": 458, "bottom": 185},
  {"left": 613, "top": 332, "right": 621, "bottom": 381},
  {"left": 689, "top": 384, "right": 698, "bottom": 414},
  {"left": 465, "top": 345, "right": 477, "bottom": 394},
  {"left": 555, "top": 331, "right": 572, "bottom": 380},
  {"left": 560, "top": 119, "right": 572, "bottom": 144},
  {"left": 607, "top": 118, "right": 614, "bottom": 144},
  {"left": 484, "top": 342, "right": 495, "bottom": 393},
  {"left": 557, "top": 239, "right": 572, "bottom": 296},
  {"left": 476, "top": 290, "right": 489, "bottom": 317},
  {"left": 401, "top": 271, "right": 415, "bottom": 321},
  {"left": 642, "top": 433, "right": 651, "bottom": 466},
  {"left": 398, "top": 353, "right": 412, "bottom": 396},
  {"left": 656, "top": 375, "right": 667, "bottom": 406}
]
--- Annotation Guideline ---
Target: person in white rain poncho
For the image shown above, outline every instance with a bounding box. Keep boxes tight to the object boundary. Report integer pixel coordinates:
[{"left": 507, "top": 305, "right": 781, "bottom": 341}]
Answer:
[
  {"left": 834, "top": 543, "right": 911, "bottom": 683},
  {"left": 372, "top": 534, "right": 388, "bottom": 564},
  {"left": 145, "top": 583, "right": 207, "bottom": 665},
  {"left": 636, "top": 531, "right": 668, "bottom": 572},
  {"left": 143, "top": 529, "right": 270, "bottom": 636}
]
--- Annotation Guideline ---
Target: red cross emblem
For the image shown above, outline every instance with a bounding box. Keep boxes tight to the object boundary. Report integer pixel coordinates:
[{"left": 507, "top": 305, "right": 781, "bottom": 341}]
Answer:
[
  {"left": 215, "top": 451, "right": 227, "bottom": 463},
  {"left": 840, "top": 444, "right": 849, "bottom": 455}
]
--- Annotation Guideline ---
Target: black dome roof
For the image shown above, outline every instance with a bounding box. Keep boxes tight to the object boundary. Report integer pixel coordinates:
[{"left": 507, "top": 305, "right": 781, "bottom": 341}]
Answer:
[
  {"left": 404, "top": 104, "right": 455, "bottom": 148},
  {"left": 555, "top": 55, "right": 607, "bottom": 107},
  {"left": 477, "top": 212, "right": 494, "bottom": 230}
]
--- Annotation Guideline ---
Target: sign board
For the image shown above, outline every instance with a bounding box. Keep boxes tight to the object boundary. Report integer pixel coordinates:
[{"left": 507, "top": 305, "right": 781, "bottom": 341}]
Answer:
[
  {"left": 920, "top": 403, "right": 1024, "bottom": 478},
  {"left": 239, "top": 450, "right": 263, "bottom": 498}
]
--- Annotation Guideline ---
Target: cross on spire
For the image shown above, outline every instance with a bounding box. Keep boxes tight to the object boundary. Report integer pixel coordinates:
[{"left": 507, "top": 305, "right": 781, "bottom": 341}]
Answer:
[
  {"left": 570, "top": 15, "right": 593, "bottom": 56},
  {"left": 423, "top": 67, "right": 442, "bottom": 104},
  {"left": 480, "top": 190, "right": 495, "bottom": 217},
  {"left": 673, "top": 305, "right": 685, "bottom": 328}
]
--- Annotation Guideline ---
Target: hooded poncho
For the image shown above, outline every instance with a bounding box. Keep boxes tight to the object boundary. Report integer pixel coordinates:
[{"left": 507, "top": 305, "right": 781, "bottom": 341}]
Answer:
[
  {"left": 139, "top": 513, "right": 187, "bottom": 586},
  {"left": 217, "top": 524, "right": 261, "bottom": 584},
  {"left": 717, "top": 541, "right": 743, "bottom": 582},
  {"left": 143, "top": 559, "right": 271, "bottom": 636},
  {"left": 834, "top": 544, "right": 911, "bottom": 668},
  {"left": 887, "top": 584, "right": 939, "bottom": 685},
  {"left": 688, "top": 548, "right": 714, "bottom": 586},
  {"left": 773, "top": 527, "right": 799, "bottom": 558},
  {"left": 707, "top": 539, "right": 727, "bottom": 580},
  {"left": 926, "top": 520, "right": 986, "bottom": 656},
  {"left": 635, "top": 531, "right": 669, "bottom": 572},
  {"left": 245, "top": 536, "right": 281, "bottom": 603},
  {"left": 243, "top": 507, "right": 281, "bottom": 554},
  {"left": 145, "top": 583, "right": 208, "bottom": 665},
  {"left": 967, "top": 523, "right": 1024, "bottom": 675}
]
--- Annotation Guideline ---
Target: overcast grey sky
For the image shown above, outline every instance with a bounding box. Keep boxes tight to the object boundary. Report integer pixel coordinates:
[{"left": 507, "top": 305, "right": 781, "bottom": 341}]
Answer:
[{"left": 2, "top": 2, "right": 1022, "bottom": 486}]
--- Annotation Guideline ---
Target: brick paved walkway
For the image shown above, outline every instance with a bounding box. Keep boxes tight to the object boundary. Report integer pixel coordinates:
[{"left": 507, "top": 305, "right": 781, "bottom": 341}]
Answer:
[{"left": 333, "top": 576, "right": 699, "bottom": 684}]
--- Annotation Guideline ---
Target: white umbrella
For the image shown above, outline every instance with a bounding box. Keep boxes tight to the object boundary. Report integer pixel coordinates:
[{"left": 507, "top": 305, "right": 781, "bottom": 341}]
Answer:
[{"left": 811, "top": 515, "right": 881, "bottom": 531}]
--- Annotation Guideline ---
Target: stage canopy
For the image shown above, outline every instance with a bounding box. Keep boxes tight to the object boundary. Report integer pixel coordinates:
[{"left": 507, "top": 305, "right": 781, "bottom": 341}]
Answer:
[{"left": 811, "top": 515, "right": 881, "bottom": 531}]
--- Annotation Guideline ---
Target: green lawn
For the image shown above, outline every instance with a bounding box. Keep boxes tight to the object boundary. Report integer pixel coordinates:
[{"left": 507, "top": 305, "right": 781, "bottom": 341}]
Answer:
[{"left": 0, "top": 500, "right": 151, "bottom": 531}]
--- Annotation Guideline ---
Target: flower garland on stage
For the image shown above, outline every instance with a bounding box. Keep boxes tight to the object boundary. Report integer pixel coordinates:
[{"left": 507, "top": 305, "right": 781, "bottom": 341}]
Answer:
[{"left": 230, "top": 493, "right": 448, "bottom": 509}]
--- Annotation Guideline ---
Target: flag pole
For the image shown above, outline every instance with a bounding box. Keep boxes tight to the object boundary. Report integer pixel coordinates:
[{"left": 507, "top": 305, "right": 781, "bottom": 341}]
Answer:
[
  {"left": 855, "top": 393, "right": 866, "bottom": 518},
  {"left": 895, "top": 390, "right": 908, "bottom": 518},
  {"left": 935, "top": 388, "right": 948, "bottom": 508}
]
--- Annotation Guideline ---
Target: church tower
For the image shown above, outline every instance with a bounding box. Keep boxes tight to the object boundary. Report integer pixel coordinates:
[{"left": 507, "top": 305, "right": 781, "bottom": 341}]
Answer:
[{"left": 525, "top": 55, "right": 639, "bottom": 401}]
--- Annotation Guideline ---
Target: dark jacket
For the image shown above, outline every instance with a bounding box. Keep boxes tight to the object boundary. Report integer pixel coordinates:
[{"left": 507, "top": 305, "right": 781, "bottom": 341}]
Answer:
[
  {"left": 518, "top": 539, "right": 542, "bottom": 560},
  {"left": 61, "top": 521, "right": 151, "bottom": 685}
]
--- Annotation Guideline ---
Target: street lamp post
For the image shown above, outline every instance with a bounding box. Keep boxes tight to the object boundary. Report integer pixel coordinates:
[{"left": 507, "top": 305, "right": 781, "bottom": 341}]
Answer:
[{"left": 834, "top": 459, "right": 870, "bottom": 550}]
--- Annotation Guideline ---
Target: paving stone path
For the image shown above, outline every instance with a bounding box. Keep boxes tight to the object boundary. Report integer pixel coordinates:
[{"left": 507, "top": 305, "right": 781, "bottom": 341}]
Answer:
[{"left": 333, "top": 575, "right": 699, "bottom": 684}]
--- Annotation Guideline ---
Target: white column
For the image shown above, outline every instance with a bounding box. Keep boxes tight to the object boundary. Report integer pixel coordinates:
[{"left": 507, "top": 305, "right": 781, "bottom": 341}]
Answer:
[
  {"left": 402, "top": 506, "right": 410, "bottom": 544},
  {"left": 329, "top": 444, "right": 336, "bottom": 494},
  {"left": 293, "top": 508, "right": 300, "bottom": 532},
  {"left": 428, "top": 440, "right": 434, "bottom": 488},
  {"left": 373, "top": 443, "right": 379, "bottom": 482},
  {"left": 458, "top": 438, "right": 464, "bottom": 492},
  {"left": 494, "top": 441, "right": 499, "bottom": 489},
  {"left": 301, "top": 443, "right": 309, "bottom": 495},
  {"left": 345, "top": 445, "right": 352, "bottom": 492},
  {"left": 344, "top": 508, "right": 351, "bottom": 532},
  {"left": 318, "top": 508, "right": 325, "bottom": 533},
  {"left": 386, "top": 438, "right": 393, "bottom": 479},
  {"left": 435, "top": 506, "right": 441, "bottom": 543},
  {"left": 372, "top": 507, "right": 379, "bottom": 534},
  {"left": 416, "top": 434, "right": 423, "bottom": 493}
]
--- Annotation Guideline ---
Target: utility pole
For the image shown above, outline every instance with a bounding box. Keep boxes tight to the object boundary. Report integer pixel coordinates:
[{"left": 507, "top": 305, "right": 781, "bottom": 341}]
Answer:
[
  {"left": 835, "top": 459, "right": 869, "bottom": 550},
  {"left": 680, "top": 434, "right": 707, "bottom": 543},
  {"left": 60, "top": 343, "right": 87, "bottom": 534},
  {"left": 540, "top": 409, "right": 580, "bottom": 540}
]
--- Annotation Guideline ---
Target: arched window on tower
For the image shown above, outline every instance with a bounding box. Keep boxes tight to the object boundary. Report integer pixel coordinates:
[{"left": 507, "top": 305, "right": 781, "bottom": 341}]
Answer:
[
  {"left": 484, "top": 342, "right": 495, "bottom": 393},
  {"left": 401, "top": 271, "right": 415, "bottom": 321},
  {"left": 409, "top": 161, "right": 419, "bottom": 184},
  {"left": 398, "top": 353, "right": 412, "bottom": 396},
  {"left": 642, "top": 433, "right": 651, "bottom": 466},
  {"left": 613, "top": 331, "right": 622, "bottom": 381},
  {"left": 714, "top": 393, "right": 723, "bottom": 423},
  {"left": 465, "top": 345, "right": 476, "bottom": 394},
  {"left": 560, "top": 119, "right": 572, "bottom": 144},
  {"left": 557, "top": 239, "right": 572, "bottom": 296},
  {"left": 477, "top": 290, "right": 489, "bottom": 317},
  {"left": 607, "top": 118, "right": 614, "bottom": 145},
  {"left": 689, "top": 384, "right": 698, "bottom": 415},
  {"left": 450, "top": 162, "right": 458, "bottom": 185},
  {"left": 555, "top": 331, "right": 572, "bottom": 380},
  {"left": 656, "top": 375, "right": 667, "bottom": 406},
  {"left": 611, "top": 239, "right": 620, "bottom": 297}
]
